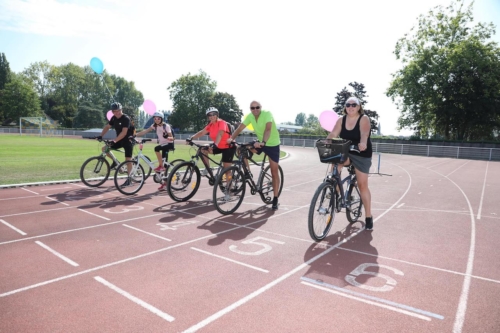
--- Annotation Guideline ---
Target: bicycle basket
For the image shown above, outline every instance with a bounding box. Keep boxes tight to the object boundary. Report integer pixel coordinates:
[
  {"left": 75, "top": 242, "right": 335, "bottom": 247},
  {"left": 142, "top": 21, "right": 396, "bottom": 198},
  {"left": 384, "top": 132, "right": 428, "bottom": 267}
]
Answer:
[{"left": 316, "top": 139, "right": 351, "bottom": 164}]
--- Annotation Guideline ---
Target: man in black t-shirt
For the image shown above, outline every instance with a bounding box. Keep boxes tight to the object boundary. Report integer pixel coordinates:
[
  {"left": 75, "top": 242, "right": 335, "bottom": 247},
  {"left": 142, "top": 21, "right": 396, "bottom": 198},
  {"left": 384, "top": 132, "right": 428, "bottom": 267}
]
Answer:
[{"left": 99, "top": 102, "right": 134, "bottom": 186}]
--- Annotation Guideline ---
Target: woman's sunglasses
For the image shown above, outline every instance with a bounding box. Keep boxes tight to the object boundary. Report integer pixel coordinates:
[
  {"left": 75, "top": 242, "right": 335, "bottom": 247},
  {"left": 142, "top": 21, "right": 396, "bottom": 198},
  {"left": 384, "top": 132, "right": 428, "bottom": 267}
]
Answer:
[
  {"left": 207, "top": 112, "right": 217, "bottom": 117},
  {"left": 345, "top": 103, "right": 358, "bottom": 108}
]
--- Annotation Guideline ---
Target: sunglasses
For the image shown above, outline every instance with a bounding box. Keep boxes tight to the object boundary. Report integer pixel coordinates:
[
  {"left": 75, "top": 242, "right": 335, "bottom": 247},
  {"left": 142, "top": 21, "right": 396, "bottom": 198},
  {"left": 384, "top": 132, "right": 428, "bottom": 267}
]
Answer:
[
  {"left": 207, "top": 113, "right": 217, "bottom": 117},
  {"left": 250, "top": 106, "right": 261, "bottom": 110},
  {"left": 345, "top": 103, "right": 358, "bottom": 108}
]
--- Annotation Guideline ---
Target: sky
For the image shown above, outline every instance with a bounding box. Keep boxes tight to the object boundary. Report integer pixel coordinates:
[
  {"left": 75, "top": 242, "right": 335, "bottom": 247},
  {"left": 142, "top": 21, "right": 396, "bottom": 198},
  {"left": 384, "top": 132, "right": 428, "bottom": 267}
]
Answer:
[{"left": 1, "top": 0, "right": 499, "bottom": 136}]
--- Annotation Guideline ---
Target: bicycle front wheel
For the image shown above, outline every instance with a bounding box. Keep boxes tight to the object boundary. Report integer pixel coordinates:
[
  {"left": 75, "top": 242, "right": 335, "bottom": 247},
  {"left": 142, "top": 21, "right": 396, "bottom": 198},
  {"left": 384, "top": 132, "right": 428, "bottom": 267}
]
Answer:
[
  {"left": 166, "top": 162, "right": 200, "bottom": 202},
  {"left": 114, "top": 160, "right": 145, "bottom": 195},
  {"left": 213, "top": 166, "right": 246, "bottom": 215},
  {"left": 80, "top": 156, "right": 110, "bottom": 187},
  {"left": 308, "top": 180, "right": 338, "bottom": 241},
  {"left": 346, "top": 182, "right": 363, "bottom": 223},
  {"left": 257, "top": 164, "right": 284, "bottom": 204}
]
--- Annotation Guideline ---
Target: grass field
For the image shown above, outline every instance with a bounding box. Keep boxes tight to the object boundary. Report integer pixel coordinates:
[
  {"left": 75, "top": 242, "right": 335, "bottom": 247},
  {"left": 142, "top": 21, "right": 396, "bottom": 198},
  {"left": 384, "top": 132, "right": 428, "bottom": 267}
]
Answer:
[{"left": 0, "top": 135, "right": 285, "bottom": 186}]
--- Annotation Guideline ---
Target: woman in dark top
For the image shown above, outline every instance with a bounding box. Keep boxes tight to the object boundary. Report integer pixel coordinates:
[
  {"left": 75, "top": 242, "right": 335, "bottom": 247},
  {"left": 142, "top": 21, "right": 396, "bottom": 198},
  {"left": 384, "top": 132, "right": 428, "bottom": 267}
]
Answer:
[{"left": 326, "top": 96, "right": 373, "bottom": 230}]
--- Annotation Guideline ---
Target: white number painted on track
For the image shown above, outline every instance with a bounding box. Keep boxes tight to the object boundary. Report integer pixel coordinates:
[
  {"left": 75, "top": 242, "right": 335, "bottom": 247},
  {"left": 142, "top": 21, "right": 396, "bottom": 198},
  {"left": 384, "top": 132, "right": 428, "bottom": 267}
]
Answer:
[
  {"left": 345, "top": 263, "right": 404, "bottom": 292},
  {"left": 229, "top": 236, "right": 285, "bottom": 256},
  {"left": 103, "top": 205, "right": 144, "bottom": 214},
  {"left": 156, "top": 221, "right": 199, "bottom": 231},
  {"left": 65, "top": 194, "right": 104, "bottom": 201}
]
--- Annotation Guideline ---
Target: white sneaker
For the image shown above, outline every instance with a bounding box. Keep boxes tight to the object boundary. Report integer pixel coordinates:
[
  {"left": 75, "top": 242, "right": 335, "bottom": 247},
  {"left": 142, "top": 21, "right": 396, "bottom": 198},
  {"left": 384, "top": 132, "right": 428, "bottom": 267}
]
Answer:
[{"left": 201, "top": 169, "right": 209, "bottom": 176}]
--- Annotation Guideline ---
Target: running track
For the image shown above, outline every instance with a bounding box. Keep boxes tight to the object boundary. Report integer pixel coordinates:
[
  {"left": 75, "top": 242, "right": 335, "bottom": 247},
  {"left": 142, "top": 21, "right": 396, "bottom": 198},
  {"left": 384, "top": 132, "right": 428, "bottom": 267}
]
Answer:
[{"left": 0, "top": 146, "right": 499, "bottom": 332}]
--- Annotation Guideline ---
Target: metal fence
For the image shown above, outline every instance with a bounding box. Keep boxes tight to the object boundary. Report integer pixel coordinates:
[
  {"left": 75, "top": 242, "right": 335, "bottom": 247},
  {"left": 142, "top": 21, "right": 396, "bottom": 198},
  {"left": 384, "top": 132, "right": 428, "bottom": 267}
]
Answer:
[{"left": 2, "top": 127, "right": 499, "bottom": 161}]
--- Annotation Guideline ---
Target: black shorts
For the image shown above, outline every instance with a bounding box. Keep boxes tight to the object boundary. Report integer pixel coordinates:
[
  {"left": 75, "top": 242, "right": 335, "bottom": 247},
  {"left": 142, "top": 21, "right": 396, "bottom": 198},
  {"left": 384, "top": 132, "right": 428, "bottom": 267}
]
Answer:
[
  {"left": 255, "top": 145, "right": 280, "bottom": 163},
  {"left": 112, "top": 140, "right": 133, "bottom": 158},
  {"left": 154, "top": 143, "right": 175, "bottom": 160},
  {"left": 212, "top": 146, "right": 235, "bottom": 163}
]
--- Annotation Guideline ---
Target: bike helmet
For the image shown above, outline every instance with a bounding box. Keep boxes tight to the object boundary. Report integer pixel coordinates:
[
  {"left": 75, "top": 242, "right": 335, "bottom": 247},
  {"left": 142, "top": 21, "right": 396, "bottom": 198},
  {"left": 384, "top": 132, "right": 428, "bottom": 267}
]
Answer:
[
  {"left": 206, "top": 107, "right": 219, "bottom": 115},
  {"left": 111, "top": 102, "right": 122, "bottom": 110},
  {"left": 152, "top": 111, "right": 164, "bottom": 119}
]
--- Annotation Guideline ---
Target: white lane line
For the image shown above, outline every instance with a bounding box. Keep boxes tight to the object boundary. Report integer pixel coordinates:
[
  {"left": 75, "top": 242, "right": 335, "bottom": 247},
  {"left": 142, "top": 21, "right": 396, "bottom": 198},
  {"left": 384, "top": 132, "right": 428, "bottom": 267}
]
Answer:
[
  {"left": 300, "top": 277, "right": 443, "bottom": 320},
  {"left": 0, "top": 206, "right": 73, "bottom": 218},
  {"left": 477, "top": 161, "right": 489, "bottom": 220},
  {"left": 122, "top": 224, "right": 171, "bottom": 241},
  {"left": 35, "top": 241, "right": 79, "bottom": 267},
  {"left": 45, "top": 196, "right": 70, "bottom": 206},
  {"left": 78, "top": 209, "right": 110, "bottom": 221},
  {"left": 397, "top": 203, "right": 405, "bottom": 208},
  {"left": 0, "top": 219, "right": 27, "bottom": 236},
  {"left": 0, "top": 195, "right": 39, "bottom": 201},
  {"left": 21, "top": 187, "right": 38, "bottom": 195},
  {"left": 446, "top": 160, "right": 470, "bottom": 177},
  {"left": 190, "top": 247, "right": 268, "bottom": 273},
  {"left": 94, "top": 276, "right": 175, "bottom": 322}
]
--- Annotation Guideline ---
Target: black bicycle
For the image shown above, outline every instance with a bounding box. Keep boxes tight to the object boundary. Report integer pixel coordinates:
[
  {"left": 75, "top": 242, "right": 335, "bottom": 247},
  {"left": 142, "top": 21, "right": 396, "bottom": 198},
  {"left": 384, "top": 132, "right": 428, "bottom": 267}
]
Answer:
[
  {"left": 212, "top": 141, "right": 284, "bottom": 215},
  {"left": 308, "top": 139, "right": 363, "bottom": 241},
  {"left": 165, "top": 139, "right": 232, "bottom": 202}
]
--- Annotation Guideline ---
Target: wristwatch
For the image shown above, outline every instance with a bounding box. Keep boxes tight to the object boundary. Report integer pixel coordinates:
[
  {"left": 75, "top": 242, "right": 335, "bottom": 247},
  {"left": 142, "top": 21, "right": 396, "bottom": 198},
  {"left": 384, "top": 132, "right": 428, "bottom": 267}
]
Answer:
[{"left": 261, "top": 141, "right": 266, "bottom": 146}]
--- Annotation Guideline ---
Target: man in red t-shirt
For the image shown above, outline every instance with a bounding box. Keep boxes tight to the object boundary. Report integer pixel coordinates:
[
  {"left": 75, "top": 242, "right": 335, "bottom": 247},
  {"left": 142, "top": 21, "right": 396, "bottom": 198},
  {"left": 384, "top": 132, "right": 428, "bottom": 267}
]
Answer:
[{"left": 187, "top": 107, "right": 235, "bottom": 176}]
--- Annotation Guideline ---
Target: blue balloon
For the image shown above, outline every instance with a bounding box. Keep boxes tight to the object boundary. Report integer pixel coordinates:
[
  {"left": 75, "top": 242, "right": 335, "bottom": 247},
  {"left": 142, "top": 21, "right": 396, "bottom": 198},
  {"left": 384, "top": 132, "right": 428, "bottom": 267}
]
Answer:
[{"left": 90, "top": 57, "right": 104, "bottom": 74}]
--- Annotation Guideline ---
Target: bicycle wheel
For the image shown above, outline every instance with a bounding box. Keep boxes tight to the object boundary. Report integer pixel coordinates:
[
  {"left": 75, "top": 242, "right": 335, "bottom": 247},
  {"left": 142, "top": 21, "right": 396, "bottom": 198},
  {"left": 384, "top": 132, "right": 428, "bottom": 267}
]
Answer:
[
  {"left": 114, "top": 160, "right": 145, "bottom": 195},
  {"left": 80, "top": 156, "right": 110, "bottom": 187},
  {"left": 154, "top": 158, "right": 184, "bottom": 183},
  {"left": 166, "top": 162, "right": 200, "bottom": 202},
  {"left": 308, "top": 180, "right": 338, "bottom": 241},
  {"left": 213, "top": 166, "right": 246, "bottom": 215},
  {"left": 346, "top": 182, "right": 363, "bottom": 223},
  {"left": 138, "top": 155, "right": 152, "bottom": 181},
  {"left": 257, "top": 164, "right": 284, "bottom": 204}
]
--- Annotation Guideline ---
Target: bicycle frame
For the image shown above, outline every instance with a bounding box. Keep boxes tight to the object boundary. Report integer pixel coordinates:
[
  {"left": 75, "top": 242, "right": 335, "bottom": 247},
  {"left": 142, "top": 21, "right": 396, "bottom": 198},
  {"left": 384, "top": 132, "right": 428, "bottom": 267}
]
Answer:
[
  {"left": 186, "top": 142, "right": 225, "bottom": 182},
  {"left": 233, "top": 143, "right": 269, "bottom": 193},
  {"left": 327, "top": 163, "right": 357, "bottom": 209}
]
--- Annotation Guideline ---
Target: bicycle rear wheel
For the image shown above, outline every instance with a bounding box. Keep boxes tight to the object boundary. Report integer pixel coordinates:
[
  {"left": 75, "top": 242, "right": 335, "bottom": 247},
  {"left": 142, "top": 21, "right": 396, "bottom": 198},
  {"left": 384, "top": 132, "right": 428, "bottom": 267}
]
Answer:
[
  {"left": 346, "top": 182, "right": 363, "bottom": 223},
  {"left": 308, "top": 180, "right": 338, "bottom": 241},
  {"left": 213, "top": 166, "right": 246, "bottom": 215},
  {"left": 80, "top": 156, "right": 110, "bottom": 187},
  {"left": 166, "top": 162, "right": 200, "bottom": 202},
  {"left": 257, "top": 164, "right": 284, "bottom": 204},
  {"left": 114, "top": 160, "right": 145, "bottom": 195}
]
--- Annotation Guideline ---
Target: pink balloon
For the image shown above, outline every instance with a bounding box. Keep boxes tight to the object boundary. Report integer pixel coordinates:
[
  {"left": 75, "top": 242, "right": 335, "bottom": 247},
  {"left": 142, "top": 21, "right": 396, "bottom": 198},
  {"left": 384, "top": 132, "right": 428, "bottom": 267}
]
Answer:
[
  {"left": 106, "top": 110, "right": 113, "bottom": 121},
  {"left": 319, "top": 110, "right": 339, "bottom": 131},
  {"left": 143, "top": 99, "right": 157, "bottom": 116}
]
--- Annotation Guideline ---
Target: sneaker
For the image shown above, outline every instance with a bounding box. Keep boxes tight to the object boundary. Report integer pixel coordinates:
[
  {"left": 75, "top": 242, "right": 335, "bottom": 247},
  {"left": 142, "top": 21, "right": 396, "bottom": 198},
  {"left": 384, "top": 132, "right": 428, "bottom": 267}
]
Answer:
[
  {"left": 201, "top": 169, "right": 209, "bottom": 176},
  {"left": 365, "top": 217, "right": 373, "bottom": 230},
  {"left": 110, "top": 161, "right": 118, "bottom": 170},
  {"left": 272, "top": 197, "right": 279, "bottom": 210},
  {"left": 154, "top": 166, "right": 165, "bottom": 172},
  {"left": 158, "top": 183, "right": 167, "bottom": 191},
  {"left": 121, "top": 179, "right": 131, "bottom": 187}
]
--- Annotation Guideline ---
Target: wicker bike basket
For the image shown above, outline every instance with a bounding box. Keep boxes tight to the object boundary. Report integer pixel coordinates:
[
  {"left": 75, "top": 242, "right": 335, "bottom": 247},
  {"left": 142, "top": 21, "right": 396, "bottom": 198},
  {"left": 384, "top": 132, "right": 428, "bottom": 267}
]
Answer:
[{"left": 315, "top": 139, "right": 351, "bottom": 164}]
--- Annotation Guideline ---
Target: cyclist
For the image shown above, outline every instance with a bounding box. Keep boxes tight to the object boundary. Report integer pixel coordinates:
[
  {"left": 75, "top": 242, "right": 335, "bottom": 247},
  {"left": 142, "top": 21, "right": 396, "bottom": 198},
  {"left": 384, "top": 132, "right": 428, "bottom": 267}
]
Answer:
[
  {"left": 135, "top": 112, "right": 174, "bottom": 191},
  {"left": 187, "top": 107, "right": 235, "bottom": 178},
  {"left": 98, "top": 102, "right": 134, "bottom": 186},
  {"left": 326, "top": 96, "right": 373, "bottom": 230},
  {"left": 227, "top": 101, "right": 281, "bottom": 210}
]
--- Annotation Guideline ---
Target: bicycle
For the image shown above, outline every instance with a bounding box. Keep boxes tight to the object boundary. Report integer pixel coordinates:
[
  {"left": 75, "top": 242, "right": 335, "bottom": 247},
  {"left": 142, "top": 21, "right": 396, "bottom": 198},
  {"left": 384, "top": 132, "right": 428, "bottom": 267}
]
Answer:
[
  {"left": 80, "top": 137, "right": 153, "bottom": 188},
  {"left": 308, "top": 139, "right": 363, "bottom": 241},
  {"left": 212, "top": 141, "right": 284, "bottom": 215},
  {"left": 165, "top": 139, "right": 231, "bottom": 202}
]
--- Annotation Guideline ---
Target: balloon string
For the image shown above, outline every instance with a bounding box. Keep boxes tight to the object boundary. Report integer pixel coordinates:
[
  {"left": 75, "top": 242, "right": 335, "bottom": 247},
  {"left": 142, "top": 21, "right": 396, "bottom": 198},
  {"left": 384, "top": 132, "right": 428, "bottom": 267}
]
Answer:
[{"left": 99, "top": 74, "right": 116, "bottom": 103}]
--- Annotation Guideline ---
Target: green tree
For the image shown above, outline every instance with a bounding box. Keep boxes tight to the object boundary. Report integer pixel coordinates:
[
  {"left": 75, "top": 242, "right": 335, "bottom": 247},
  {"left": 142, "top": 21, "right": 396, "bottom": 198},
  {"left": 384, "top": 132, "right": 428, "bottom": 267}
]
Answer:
[
  {"left": 0, "top": 53, "right": 12, "bottom": 91},
  {"left": 21, "top": 61, "right": 57, "bottom": 114},
  {"left": 109, "top": 74, "right": 144, "bottom": 120},
  {"left": 295, "top": 112, "right": 306, "bottom": 126},
  {"left": 73, "top": 101, "right": 105, "bottom": 128},
  {"left": 207, "top": 92, "right": 243, "bottom": 125},
  {"left": 168, "top": 70, "right": 217, "bottom": 130},
  {"left": 0, "top": 73, "right": 42, "bottom": 123},
  {"left": 387, "top": 0, "right": 500, "bottom": 140}
]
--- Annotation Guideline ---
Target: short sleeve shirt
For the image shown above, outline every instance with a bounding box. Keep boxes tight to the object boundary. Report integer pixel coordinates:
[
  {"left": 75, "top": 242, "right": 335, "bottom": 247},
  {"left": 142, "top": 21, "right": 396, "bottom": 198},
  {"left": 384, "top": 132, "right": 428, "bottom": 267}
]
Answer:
[
  {"left": 243, "top": 110, "right": 280, "bottom": 146},
  {"left": 205, "top": 119, "right": 230, "bottom": 149},
  {"left": 109, "top": 115, "right": 133, "bottom": 142}
]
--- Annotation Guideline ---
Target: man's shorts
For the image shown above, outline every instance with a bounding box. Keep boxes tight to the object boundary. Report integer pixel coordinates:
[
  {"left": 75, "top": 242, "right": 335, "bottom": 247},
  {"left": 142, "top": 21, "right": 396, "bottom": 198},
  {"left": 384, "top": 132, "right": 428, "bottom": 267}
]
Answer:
[
  {"left": 212, "top": 146, "right": 236, "bottom": 163},
  {"left": 254, "top": 145, "right": 280, "bottom": 163},
  {"left": 112, "top": 139, "right": 133, "bottom": 158}
]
